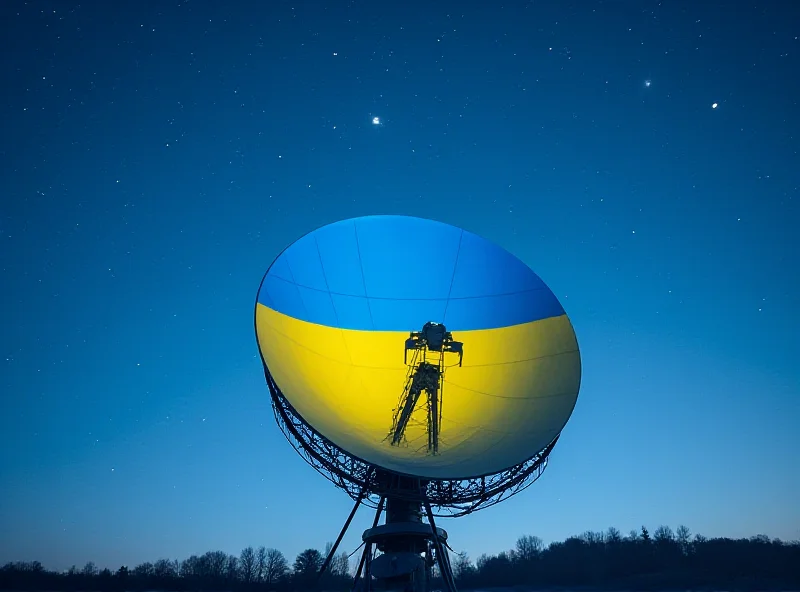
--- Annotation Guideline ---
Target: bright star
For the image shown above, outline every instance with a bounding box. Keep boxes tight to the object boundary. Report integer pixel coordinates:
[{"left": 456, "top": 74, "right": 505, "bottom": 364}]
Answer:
[{"left": 372, "top": 116, "right": 381, "bottom": 125}]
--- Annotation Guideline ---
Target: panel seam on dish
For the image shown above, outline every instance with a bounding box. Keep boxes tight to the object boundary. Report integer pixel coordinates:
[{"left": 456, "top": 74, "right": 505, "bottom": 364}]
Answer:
[
  {"left": 314, "top": 234, "right": 353, "bottom": 366},
  {"left": 280, "top": 254, "right": 311, "bottom": 325},
  {"left": 352, "top": 220, "right": 376, "bottom": 331},
  {"left": 441, "top": 229, "right": 465, "bottom": 326},
  {"left": 264, "top": 273, "right": 557, "bottom": 302}
]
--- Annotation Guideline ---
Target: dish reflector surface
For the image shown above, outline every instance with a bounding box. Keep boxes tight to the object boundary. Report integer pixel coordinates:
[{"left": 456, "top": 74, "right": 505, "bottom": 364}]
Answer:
[{"left": 255, "top": 215, "right": 581, "bottom": 479}]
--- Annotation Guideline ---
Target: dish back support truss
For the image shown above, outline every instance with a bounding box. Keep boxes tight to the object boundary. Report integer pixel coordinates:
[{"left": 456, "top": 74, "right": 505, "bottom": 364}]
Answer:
[{"left": 265, "top": 368, "right": 558, "bottom": 517}]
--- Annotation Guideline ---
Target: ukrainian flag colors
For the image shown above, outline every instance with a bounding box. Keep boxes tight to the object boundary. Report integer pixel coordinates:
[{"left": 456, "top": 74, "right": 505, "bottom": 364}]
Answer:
[{"left": 255, "top": 215, "right": 581, "bottom": 479}]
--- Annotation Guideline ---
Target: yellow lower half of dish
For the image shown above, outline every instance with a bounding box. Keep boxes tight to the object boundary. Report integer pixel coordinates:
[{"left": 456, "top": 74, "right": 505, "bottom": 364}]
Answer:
[{"left": 256, "top": 303, "right": 581, "bottom": 479}]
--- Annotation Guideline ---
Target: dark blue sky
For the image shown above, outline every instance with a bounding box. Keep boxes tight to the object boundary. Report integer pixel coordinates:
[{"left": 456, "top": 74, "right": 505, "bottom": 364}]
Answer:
[{"left": 2, "top": 0, "right": 798, "bottom": 573}]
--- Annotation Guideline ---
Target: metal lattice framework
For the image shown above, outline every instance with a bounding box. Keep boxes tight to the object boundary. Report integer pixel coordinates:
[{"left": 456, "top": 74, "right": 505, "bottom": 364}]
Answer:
[{"left": 265, "top": 368, "right": 558, "bottom": 518}]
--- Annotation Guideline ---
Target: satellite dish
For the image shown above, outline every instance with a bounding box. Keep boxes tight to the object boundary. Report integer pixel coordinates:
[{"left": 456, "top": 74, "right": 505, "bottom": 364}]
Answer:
[{"left": 254, "top": 215, "right": 582, "bottom": 592}]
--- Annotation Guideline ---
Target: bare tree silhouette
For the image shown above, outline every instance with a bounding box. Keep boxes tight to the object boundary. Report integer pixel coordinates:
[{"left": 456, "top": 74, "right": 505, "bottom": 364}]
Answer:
[
  {"left": 262, "top": 548, "right": 288, "bottom": 585},
  {"left": 331, "top": 551, "right": 350, "bottom": 578},
  {"left": 239, "top": 547, "right": 257, "bottom": 583},
  {"left": 452, "top": 551, "right": 475, "bottom": 582},
  {"left": 225, "top": 555, "right": 238, "bottom": 583},
  {"left": 206, "top": 551, "right": 228, "bottom": 579},
  {"left": 255, "top": 546, "right": 267, "bottom": 583},
  {"left": 81, "top": 562, "right": 97, "bottom": 577},
  {"left": 515, "top": 534, "right": 544, "bottom": 562},
  {"left": 676, "top": 524, "right": 692, "bottom": 555}
]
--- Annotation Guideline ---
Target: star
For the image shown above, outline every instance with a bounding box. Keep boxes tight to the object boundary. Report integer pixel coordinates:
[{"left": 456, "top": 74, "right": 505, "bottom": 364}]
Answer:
[
  {"left": 644, "top": 79, "right": 652, "bottom": 88},
  {"left": 372, "top": 116, "right": 381, "bottom": 125},
  {"left": 712, "top": 102, "right": 718, "bottom": 109}
]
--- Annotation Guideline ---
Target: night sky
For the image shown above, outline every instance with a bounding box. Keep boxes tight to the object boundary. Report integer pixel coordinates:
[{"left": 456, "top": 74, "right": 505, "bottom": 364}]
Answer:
[{"left": 2, "top": 0, "right": 799, "bottom": 574}]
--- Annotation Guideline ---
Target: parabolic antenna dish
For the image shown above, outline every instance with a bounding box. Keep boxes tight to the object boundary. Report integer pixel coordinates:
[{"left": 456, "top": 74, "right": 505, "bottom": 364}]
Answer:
[{"left": 255, "top": 215, "right": 581, "bottom": 481}]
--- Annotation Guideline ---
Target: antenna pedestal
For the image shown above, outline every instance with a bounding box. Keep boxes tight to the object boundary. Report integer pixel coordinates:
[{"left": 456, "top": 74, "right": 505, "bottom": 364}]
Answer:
[
  {"left": 351, "top": 474, "right": 457, "bottom": 592},
  {"left": 361, "top": 497, "right": 443, "bottom": 592}
]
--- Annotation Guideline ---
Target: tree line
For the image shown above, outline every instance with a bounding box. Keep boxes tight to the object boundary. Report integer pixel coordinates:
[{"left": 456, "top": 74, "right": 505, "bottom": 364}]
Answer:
[
  {"left": 1, "top": 525, "right": 798, "bottom": 591},
  {"left": 0, "top": 545, "right": 344, "bottom": 592},
  {"left": 454, "top": 526, "right": 799, "bottom": 590}
]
